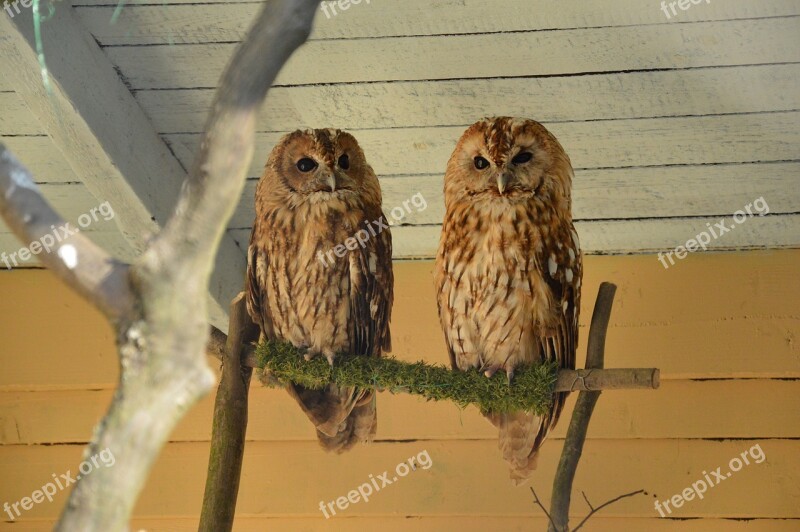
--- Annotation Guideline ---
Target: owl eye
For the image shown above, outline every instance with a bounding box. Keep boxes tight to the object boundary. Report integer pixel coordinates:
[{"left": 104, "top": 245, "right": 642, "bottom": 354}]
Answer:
[
  {"left": 512, "top": 152, "right": 533, "bottom": 165},
  {"left": 474, "top": 156, "right": 490, "bottom": 170},
  {"left": 296, "top": 158, "right": 318, "bottom": 173},
  {"left": 338, "top": 154, "right": 350, "bottom": 170}
]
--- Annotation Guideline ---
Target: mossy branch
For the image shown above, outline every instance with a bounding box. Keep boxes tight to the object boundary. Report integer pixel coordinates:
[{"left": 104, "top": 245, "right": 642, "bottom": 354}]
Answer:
[
  {"left": 208, "top": 286, "right": 659, "bottom": 417},
  {"left": 255, "top": 340, "right": 559, "bottom": 415}
]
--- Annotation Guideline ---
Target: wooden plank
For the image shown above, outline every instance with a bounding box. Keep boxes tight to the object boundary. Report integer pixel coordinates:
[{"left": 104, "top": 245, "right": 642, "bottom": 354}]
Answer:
[
  {"left": 227, "top": 162, "right": 800, "bottom": 229},
  {"left": 0, "top": 269, "right": 119, "bottom": 389},
  {"left": 3, "top": 517, "right": 798, "bottom": 532},
  {"left": 107, "top": 18, "right": 800, "bottom": 89},
  {"left": 0, "top": 6, "right": 246, "bottom": 330},
  {"left": 375, "top": 215, "right": 800, "bottom": 258},
  {"left": 386, "top": 256, "right": 800, "bottom": 379},
  {"left": 75, "top": 0, "right": 800, "bottom": 44},
  {"left": 230, "top": 213, "right": 800, "bottom": 259},
  {"left": 2, "top": 380, "right": 798, "bottom": 445},
  {"left": 0, "top": 136, "right": 80, "bottom": 184},
  {"left": 0, "top": 232, "right": 137, "bottom": 267},
  {"left": 168, "top": 111, "right": 800, "bottom": 177},
  {"left": 1, "top": 252, "right": 798, "bottom": 389},
  {"left": 0, "top": 183, "right": 121, "bottom": 230},
  {"left": 0, "top": 92, "right": 43, "bottom": 135},
  {"left": 146, "top": 517, "right": 800, "bottom": 532},
  {"left": 0, "top": 440, "right": 796, "bottom": 518},
  {"left": 575, "top": 216, "right": 800, "bottom": 253},
  {"left": 141, "top": 63, "right": 800, "bottom": 134}
]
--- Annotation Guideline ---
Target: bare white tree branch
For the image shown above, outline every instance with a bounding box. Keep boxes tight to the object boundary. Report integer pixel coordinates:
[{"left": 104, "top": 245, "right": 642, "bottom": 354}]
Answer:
[
  {"left": 0, "top": 147, "right": 133, "bottom": 321},
  {"left": 0, "top": 0, "right": 320, "bottom": 529}
]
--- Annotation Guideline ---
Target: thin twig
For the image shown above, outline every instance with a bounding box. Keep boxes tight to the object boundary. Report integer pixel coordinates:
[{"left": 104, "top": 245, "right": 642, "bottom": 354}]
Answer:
[
  {"left": 530, "top": 487, "right": 557, "bottom": 530},
  {"left": 572, "top": 490, "right": 645, "bottom": 531},
  {"left": 580, "top": 491, "right": 594, "bottom": 511}
]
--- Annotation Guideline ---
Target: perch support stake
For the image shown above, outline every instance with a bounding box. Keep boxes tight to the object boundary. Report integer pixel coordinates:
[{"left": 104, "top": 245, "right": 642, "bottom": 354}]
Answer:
[
  {"left": 199, "top": 294, "right": 259, "bottom": 532},
  {"left": 548, "top": 282, "right": 617, "bottom": 531}
]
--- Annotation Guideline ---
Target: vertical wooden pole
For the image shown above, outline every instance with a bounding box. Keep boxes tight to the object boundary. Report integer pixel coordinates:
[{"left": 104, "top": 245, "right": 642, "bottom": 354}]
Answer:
[
  {"left": 548, "top": 283, "right": 617, "bottom": 532},
  {"left": 199, "top": 293, "right": 258, "bottom": 532}
]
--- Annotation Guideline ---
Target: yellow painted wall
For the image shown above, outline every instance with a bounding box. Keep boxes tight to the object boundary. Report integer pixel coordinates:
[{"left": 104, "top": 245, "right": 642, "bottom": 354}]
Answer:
[{"left": 0, "top": 251, "right": 798, "bottom": 530}]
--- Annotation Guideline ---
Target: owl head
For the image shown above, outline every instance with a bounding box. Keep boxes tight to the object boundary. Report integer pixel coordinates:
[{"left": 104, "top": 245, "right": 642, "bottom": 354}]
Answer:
[
  {"left": 259, "top": 128, "right": 381, "bottom": 209},
  {"left": 443, "top": 117, "right": 573, "bottom": 210}
]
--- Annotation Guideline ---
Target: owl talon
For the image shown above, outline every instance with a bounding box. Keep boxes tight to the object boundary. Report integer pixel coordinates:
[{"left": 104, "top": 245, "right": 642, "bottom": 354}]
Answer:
[
  {"left": 484, "top": 365, "right": 501, "bottom": 378},
  {"left": 303, "top": 352, "right": 317, "bottom": 362},
  {"left": 325, "top": 353, "right": 336, "bottom": 367},
  {"left": 506, "top": 368, "right": 515, "bottom": 383}
]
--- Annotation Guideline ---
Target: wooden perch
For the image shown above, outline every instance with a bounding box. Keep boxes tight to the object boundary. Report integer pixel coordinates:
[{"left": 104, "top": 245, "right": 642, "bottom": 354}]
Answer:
[
  {"left": 548, "top": 282, "right": 617, "bottom": 531},
  {"left": 203, "top": 285, "right": 658, "bottom": 529},
  {"left": 206, "top": 318, "right": 659, "bottom": 414},
  {"left": 250, "top": 340, "right": 657, "bottom": 413},
  {"left": 0, "top": 1, "right": 319, "bottom": 530}
]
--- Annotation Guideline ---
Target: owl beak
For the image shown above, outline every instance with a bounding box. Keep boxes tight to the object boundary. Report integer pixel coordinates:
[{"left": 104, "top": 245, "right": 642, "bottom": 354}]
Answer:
[
  {"left": 317, "top": 173, "right": 336, "bottom": 192},
  {"left": 497, "top": 172, "right": 513, "bottom": 195}
]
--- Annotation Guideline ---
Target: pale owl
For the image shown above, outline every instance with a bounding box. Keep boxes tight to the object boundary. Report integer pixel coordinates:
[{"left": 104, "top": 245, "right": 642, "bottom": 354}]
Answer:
[{"left": 434, "top": 117, "right": 582, "bottom": 483}]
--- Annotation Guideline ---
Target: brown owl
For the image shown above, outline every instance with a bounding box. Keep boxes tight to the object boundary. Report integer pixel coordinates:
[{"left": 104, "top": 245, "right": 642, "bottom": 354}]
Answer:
[
  {"left": 246, "top": 128, "right": 393, "bottom": 453},
  {"left": 434, "top": 117, "right": 582, "bottom": 484}
]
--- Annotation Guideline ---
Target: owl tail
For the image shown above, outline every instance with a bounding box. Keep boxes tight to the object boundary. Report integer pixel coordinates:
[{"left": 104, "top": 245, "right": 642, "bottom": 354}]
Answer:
[
  {"left": 286, "top": 382, "right": 376, "bottom": 454},
  {"left": 316, "top": 393, "right": 377, "bottom": 453},
  {"left": 486, "top": 411, "right": 545, "bottom": 486}
]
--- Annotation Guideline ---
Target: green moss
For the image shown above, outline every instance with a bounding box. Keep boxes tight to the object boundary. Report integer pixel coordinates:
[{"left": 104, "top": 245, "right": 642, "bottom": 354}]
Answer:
[{"left": 255, "top": 340, "right": 558, "bottom": 415}]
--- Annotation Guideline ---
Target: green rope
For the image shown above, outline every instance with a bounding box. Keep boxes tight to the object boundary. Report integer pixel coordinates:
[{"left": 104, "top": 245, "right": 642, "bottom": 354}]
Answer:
[
  {"left": 32, "top": 0, "right": 56, "bottom": 92},
  {"left": 255, "top": 340, "right": 559, "bottom": 415},
  {"left": 110, "top": 0, "right": 126, "bottom": 25}
]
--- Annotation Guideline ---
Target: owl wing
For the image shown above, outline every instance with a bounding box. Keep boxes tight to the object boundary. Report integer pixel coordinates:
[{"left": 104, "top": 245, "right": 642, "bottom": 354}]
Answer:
[
  {"left": 245, "top": 222, "right": 274, "bottom": 340},
  {"left": 433, "top": 222, "right": 464, "bottom": 372},
  {"left": 348, "top": 211, "right": 393, "bottom": 358},
  {"left": 310, "top": 210, "right": 391, "bottom": 451},
  {"left": 488, "top": 225, "right": 582, "bottom": 484},
  {"left": 537, "top": 224, "right": 582, "bottom": 433}
]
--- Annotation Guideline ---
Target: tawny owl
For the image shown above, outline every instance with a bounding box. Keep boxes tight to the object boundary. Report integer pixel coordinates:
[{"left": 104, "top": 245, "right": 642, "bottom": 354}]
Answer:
[
  {"left": 434, "top": 117, "right": 582, "bottom": 484},
  {"left": 246, "top": 128, "right": 393, "bottom": 453}
]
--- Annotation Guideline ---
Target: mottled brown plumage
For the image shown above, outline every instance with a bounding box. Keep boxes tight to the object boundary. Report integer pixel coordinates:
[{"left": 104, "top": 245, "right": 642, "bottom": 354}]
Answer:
[
  {"left": 246, "top": 128, "right": 393, "bottom": 453},
  {"left": 434, "top": 117, "right": 582, "bottom": 484}
]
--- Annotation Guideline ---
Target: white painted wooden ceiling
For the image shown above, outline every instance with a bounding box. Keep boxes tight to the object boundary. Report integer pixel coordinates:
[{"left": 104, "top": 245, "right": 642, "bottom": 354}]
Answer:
[{"left": 1, "top": 0, "right": 799, "bottom": 266}]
